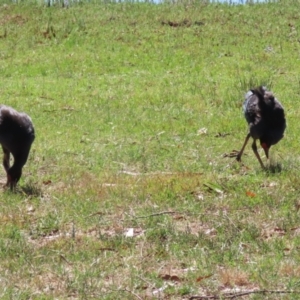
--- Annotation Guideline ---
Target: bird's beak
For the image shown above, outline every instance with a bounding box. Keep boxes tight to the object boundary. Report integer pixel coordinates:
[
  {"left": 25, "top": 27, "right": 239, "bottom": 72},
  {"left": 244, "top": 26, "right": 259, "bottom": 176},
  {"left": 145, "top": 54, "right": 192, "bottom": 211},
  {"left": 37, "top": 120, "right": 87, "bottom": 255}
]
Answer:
[{"left": 261, "top": 143, "right": 269, "bottom": 159}]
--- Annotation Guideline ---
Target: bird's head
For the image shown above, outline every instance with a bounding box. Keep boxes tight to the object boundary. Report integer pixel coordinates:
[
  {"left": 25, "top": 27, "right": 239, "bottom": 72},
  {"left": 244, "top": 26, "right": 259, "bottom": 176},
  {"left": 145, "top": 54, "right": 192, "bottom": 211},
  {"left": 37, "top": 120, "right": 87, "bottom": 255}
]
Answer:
[
  {"left": 260, "top": 129, "right": 285, "bottom": 159},
  {"left": 264, "top": 91, "right": 274, "bottom": 100},
  {"left": 263, "top": 91, "right": 275, "bottom": 105},
  {"left": 260, "top": 141, "right": 270, "bottom": 159}
]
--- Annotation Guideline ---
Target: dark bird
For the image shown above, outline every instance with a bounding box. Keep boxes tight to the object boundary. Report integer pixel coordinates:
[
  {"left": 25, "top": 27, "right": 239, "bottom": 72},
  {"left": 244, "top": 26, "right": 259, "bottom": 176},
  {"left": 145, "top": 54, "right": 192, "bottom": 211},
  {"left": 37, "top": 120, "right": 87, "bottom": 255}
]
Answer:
[
  {"left": 0, "top": 105, "right": 35, "bottom": 189},
  {"left": 236, "top": 86, "right": 286, "bottom": 168}
]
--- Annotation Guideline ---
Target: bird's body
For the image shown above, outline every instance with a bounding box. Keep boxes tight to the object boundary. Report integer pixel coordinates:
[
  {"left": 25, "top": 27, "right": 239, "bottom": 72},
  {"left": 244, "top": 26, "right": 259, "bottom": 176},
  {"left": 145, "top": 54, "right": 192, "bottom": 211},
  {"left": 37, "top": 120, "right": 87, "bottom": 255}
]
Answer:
[
  {"left": 0, "top": 105, "right": 35, "bottom": 189},
  {"left": 236, "top": 86, "right": 286, "bottom": 168}
]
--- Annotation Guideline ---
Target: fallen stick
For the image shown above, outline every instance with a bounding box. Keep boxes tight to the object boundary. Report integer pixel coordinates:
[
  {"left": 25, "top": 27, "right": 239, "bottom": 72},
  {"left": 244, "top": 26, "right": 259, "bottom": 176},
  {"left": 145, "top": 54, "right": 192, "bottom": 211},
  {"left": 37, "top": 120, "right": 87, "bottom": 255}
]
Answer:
[
  {"left": 189, "top": 289, "right": 300, "bottom": 299},
  {"left": 135, "top": 211, "right": 176, "bottom": 219}
]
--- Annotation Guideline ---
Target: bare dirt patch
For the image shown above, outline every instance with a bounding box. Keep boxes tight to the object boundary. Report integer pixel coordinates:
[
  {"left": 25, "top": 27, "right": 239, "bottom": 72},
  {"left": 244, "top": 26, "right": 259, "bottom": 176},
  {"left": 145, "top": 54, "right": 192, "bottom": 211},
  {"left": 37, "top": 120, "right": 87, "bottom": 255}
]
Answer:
[{"left": 0, "top": 14, "right": 27, "bottom": 26}]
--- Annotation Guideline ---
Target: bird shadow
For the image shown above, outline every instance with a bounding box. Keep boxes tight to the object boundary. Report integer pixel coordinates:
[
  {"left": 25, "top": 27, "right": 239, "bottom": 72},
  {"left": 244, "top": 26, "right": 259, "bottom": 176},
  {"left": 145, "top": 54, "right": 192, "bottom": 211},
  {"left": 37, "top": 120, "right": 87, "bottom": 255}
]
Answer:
[
  {"left": 264, "top": 162, "right": 283, "bottom": 174},
  {"left": 7, "top": 182, "right": 43, "bottom": 197},
  {"left": 20, "top": 183, "right": 42, "bottom": 197}
]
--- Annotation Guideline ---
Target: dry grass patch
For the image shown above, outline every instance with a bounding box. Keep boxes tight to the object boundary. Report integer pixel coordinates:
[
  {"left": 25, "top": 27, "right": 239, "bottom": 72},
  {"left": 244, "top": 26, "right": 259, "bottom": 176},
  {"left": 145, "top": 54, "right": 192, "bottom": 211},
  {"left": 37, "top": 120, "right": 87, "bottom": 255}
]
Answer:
[
  {"left": 174, "top": 218, "right": 217, "bottom": 237},
  {"left": 0, "top": 14, "right": 27, "bottom": 26},
  {"left": 261, "top": 223, "right": 287, "bottom": 240},
  {"left": 218, "top": 268, "right": 251, "bottom": 288},
  {"left": 279, "top": 261, "right": 300, "bottom": 277}
]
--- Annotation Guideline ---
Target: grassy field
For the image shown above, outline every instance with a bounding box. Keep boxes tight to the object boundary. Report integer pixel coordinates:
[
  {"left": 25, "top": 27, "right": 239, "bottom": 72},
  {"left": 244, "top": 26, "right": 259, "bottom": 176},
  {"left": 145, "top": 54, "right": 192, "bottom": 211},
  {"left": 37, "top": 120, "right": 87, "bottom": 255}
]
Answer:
[{"left": 0, "top": 0, "right": 300, "bottom": 298}]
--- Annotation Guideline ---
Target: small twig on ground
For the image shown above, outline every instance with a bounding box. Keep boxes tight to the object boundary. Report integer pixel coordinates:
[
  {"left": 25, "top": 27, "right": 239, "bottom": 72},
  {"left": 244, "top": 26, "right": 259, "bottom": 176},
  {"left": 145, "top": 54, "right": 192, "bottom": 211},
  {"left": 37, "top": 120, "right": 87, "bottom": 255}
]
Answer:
[
  {"left": 137, "top": 275, "right": 156, "bottom": 289},
  {"left": 121, "top": 288, "right": 143, "bottom": 300},
  {"left": 135, "top": 211, "right": 176, "bottom": 219},
  {"left": 189, "top": 289, "right": 300, "bottom": 299},
  {"left": 119, "top": 170, "right": 203, "bottom": 177},
  {"left": 223, "top": 214, "right": 240, "bottom": 231},
  {"left": 119, "top": 170, "right": 174, "bottom": 176},
  {"left": 88, "top": 211, "right": 105, "bottom": 218},
  {"left": 59, "top": 254, "right": 73, "bottom": 265}
]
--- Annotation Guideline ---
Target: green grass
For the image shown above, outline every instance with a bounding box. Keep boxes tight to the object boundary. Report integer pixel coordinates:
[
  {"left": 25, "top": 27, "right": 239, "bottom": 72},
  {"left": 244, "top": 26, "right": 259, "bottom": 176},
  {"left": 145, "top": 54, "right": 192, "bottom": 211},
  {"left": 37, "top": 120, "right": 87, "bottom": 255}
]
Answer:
[{"left": 0, "top": 0, "right": 300, "bottom": 298}]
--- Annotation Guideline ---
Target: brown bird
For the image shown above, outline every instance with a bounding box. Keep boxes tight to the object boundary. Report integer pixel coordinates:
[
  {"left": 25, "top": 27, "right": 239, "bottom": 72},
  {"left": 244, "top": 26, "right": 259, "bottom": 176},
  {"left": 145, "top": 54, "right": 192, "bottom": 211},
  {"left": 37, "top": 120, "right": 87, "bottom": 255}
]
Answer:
[
  {"left": 0, "top": 105, "right": 35, "bottom": 189},
  {"left": 236, "top": 86, "right": 286, "bottom": 168}
]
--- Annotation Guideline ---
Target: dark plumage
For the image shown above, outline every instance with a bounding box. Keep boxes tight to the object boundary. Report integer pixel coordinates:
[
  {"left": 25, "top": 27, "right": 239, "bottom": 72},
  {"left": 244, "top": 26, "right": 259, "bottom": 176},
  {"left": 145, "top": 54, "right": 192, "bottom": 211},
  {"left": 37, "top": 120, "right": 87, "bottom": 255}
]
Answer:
[
  {"left": 0, "top": 105, "right": 35, "bottom": 189},
  {"left": 236, "top": 86, "right": 286, "bottom": 168}
]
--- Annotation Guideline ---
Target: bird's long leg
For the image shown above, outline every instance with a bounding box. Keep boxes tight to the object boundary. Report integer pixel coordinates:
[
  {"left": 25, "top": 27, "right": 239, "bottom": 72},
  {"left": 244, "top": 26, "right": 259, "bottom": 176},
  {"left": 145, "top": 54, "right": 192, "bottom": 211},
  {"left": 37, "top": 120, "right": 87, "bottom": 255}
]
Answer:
[
  {"left": 251, "top": 139, "right": 265, "bottom": 169},
  {"left": 2, "top": 146, "right": 10, "bottom": 172},
  {"left": 2, "top": 146, "right": 11, "bottom": 187},
  {"left": 236, "top": 133, "right": 251, "bottom": 162}
]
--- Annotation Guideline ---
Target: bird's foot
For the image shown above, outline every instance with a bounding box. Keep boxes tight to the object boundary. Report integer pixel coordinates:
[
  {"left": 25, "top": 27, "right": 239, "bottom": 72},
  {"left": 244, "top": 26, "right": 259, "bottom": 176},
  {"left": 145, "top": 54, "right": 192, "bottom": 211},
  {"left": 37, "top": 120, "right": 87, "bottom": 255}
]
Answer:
[
  {"left": 223, "top": 150, "right": 241, "bottom": 159},
  {"left": 4, "top": 179, "right": 16, "bottom": 191},
  {"left": 3, "top": 183, "right": 11, "bottom": 191}
]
